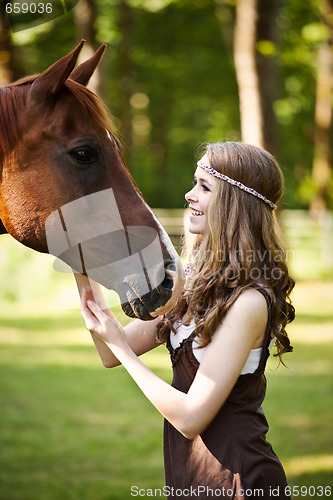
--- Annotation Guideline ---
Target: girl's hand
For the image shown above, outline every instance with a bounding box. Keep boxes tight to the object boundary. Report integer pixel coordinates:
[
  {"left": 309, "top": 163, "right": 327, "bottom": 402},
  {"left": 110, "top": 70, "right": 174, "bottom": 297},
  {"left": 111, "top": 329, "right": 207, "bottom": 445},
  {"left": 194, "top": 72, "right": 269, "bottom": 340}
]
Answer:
[{"left": 80, "top": 288, "right": 126, "bottom": 349}]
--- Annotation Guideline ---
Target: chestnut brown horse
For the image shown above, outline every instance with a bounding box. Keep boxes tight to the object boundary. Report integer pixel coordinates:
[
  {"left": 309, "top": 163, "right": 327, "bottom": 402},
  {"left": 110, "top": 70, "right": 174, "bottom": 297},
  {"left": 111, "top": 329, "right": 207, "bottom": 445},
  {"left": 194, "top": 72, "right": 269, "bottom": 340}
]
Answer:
[{"left": 0, "top": 41, "right": 184, "bottom": 319}]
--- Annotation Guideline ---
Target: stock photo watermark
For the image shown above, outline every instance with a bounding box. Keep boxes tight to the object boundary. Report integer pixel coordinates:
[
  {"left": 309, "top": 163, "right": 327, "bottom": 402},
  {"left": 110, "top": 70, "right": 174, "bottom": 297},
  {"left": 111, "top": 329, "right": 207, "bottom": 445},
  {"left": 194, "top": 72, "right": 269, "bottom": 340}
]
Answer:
[
  {"left": 4, "top": 0, "right": 80, "bottom": 32},
  {"left": 130, "top": 484, "right": 332, "bottom": 498},
  {"left": 45, "top": 188, "right": 166, "bottom": 307},
  {"left": 185, "top": 247, "right": 296, "bottom": 283}
]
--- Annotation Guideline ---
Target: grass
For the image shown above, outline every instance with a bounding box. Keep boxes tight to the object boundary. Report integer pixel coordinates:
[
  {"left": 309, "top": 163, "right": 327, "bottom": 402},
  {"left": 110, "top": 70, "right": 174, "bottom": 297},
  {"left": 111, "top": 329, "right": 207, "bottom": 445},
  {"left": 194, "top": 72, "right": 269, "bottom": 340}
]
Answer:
[
  {"left": 0, "top": 300, "right": 170, "bottom": 500},
  {"left": 264, "top": 282, "right": 333, "bottom": 498},
  {"left": 0, "top": 282, "right": 332, "bottom": 500}
]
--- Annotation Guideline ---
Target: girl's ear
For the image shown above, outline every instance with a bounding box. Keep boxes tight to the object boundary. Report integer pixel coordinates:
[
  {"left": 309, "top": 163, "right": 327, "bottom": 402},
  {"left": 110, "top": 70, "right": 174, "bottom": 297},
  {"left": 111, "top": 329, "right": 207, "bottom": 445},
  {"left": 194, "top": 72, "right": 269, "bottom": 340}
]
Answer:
[
  {"left": 70, "top": 44, "right": 106, "bottom": 86},
  {"left": 29, "top": 40, "right": 85, "bottom": 103}
]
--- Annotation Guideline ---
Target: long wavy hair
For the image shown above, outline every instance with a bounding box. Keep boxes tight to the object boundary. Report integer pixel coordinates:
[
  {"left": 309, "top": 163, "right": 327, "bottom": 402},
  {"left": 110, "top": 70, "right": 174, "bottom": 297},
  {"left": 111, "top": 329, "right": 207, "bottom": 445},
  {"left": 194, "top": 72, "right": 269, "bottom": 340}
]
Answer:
[{"left": 157, "top": 141, "right": 295, "bottom": 361}]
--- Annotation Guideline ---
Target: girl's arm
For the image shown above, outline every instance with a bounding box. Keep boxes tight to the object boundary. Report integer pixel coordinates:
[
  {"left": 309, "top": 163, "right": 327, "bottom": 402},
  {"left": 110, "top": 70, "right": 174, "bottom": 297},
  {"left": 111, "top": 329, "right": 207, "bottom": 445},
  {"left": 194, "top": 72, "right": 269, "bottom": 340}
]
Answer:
[
  {"left": 75, "top": 274, "right": 161, "bottom": 368},
  {"left": 81, "top": 288, "right": 267, "bottom": 440}
]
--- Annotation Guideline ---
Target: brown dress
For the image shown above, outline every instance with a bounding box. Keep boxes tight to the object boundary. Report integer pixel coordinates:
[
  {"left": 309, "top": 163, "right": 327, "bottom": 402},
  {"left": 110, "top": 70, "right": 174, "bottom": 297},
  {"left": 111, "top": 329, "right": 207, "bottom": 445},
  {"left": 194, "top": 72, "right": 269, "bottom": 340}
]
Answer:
[{"left": 164, "top": 291, "right": 291, "bottom": 499}]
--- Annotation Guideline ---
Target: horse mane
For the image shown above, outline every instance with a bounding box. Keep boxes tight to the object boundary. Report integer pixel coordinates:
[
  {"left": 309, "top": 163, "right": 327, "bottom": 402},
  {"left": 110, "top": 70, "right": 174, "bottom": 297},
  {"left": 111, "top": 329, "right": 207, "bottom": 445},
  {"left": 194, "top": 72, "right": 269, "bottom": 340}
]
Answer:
[
  {"left": 0, "top": 76, "right": 121, "bottom": 157},
  {"left": 0, "top": 78, "right": 33, "bottom": 156}
]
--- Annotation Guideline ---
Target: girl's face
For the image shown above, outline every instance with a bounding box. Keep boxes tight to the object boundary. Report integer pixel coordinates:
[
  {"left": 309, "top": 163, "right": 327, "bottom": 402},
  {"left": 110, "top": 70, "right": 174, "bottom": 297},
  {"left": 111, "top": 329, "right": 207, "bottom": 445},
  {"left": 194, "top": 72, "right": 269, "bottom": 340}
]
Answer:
[{"left": 185, "top": 155, "right": 217, "bottom": 234}]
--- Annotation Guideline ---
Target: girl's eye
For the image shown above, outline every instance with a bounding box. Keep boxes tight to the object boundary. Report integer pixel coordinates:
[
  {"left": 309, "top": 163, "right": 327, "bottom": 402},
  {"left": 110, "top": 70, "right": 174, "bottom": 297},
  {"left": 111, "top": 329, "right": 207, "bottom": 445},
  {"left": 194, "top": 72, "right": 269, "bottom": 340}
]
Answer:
[{"left": 191, "top": 180, "right": 210, "bottom": 191}]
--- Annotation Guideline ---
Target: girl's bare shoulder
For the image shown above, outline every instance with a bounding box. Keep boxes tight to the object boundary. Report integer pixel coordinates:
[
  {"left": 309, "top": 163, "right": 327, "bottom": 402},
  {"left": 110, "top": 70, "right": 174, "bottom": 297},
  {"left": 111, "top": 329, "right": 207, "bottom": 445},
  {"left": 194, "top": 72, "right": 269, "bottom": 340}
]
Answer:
[{"left": 224, "top": 288, "right": 268, "bottom": 333}]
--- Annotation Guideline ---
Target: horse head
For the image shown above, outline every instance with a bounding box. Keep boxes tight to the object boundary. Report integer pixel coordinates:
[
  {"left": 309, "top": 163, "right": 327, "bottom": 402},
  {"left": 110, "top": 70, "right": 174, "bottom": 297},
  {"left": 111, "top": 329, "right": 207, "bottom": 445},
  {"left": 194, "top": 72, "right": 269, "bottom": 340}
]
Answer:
[{"left": 0, "top": 41, "right": 184, "bottom": 320}]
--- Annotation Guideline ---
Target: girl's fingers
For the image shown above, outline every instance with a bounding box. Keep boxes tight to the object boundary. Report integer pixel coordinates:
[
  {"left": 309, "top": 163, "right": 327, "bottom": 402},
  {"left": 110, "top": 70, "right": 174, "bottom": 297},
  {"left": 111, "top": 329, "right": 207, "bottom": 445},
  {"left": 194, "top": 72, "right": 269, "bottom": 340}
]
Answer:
[
  {"left": 81, "top": 293, "right": 122, "bottom": 342},
  {"left": 87, "top": 300, "right": 113, "bottom": 329},
  {"left": 81, "top": 296, "right": 125, "bottom": 349},
  {"left": 81, "top": 307, "right": 100, "bottom": 331},
  {"left": 82, "top": 287, "right": 117, "bottom": 324},
  {"left": 87, "top": 299, "right": 103, "bottom": 316},
  {"left": 80, "top": 293, "right": 103, "bottom": 332}
]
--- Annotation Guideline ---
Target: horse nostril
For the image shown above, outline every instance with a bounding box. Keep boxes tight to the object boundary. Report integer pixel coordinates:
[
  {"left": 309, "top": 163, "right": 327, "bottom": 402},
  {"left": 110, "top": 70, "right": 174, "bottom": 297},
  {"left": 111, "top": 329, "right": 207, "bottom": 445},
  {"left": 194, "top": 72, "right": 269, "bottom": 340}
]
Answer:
[
  {"left": 121, "top": 300, "right": 154, "bottom": 320},
  {"left": 165, "top": 258, "right": 177, "bottom": 274},
  {"left": 160, "top": 262, "right": 176, "bottom": 294}
]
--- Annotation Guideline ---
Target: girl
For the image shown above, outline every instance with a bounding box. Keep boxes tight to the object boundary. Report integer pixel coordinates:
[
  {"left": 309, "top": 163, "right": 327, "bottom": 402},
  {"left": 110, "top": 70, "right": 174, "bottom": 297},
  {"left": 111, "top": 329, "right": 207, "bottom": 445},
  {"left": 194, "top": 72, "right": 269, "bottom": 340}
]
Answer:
[{"left": 80, "top": 141, "right": 295, "bottom": 499}]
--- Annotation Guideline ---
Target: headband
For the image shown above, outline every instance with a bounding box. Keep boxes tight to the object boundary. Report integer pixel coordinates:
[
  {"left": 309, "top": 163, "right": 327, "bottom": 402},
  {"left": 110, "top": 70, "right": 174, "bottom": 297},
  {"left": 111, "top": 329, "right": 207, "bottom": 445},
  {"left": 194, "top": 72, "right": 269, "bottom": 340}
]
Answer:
[{"left": 197, "top": 161, "right": 277, "bottom": 210}]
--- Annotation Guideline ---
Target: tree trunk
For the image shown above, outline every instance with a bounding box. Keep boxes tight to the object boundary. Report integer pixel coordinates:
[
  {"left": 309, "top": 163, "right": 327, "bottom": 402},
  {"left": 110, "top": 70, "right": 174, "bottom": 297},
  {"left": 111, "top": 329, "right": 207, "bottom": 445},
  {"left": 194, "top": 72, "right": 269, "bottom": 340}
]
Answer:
[
  {"left": 234, "top": 0, "right": 280, "bottom": 154},
  {"left": 256, "top": 0, "right": 280, "bottom": 155},
  {"left": 115, "top": 0, "right": 134, "bottom": 167},
  {"left": 74, "top": 0, "right": 100, "bottom": 94},
  {"left": 310, "top": 2, "right": 333, "bottom": 212},
  {"left": 0, "top": 1, "right": 14, "bottom": 85},
  {"left": 234, "top": 0, "right": 264, "bottom": 147}
]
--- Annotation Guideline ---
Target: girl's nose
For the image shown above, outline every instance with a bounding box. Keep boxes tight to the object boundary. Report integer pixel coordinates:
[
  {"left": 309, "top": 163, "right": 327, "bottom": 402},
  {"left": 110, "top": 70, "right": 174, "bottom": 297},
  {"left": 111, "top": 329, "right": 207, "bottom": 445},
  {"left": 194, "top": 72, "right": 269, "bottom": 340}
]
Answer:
[{"left": 185, "top": 187, "right": 198, "bottom": 203}]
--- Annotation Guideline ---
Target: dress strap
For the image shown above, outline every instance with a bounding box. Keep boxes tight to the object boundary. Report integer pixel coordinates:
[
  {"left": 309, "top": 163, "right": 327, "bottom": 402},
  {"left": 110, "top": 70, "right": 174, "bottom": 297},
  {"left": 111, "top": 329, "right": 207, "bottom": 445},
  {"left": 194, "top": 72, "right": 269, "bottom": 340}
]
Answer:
[
  {"left": 255, "top": 287, "right": 274, "bottom": 372},
  {"left": 166, "top": 329, "right": 197, "bottom": 368}
]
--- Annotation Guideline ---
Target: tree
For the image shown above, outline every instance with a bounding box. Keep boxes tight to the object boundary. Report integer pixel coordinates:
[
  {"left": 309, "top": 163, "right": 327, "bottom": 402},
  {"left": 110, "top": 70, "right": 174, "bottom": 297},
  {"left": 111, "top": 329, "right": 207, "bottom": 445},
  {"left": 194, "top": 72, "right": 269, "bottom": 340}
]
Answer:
[
  {"left": 256, "top": 0, "right": 280, "bottom": 155},
  {"left": 234, "top": 0, "right": 264, "bottom": 147},
  {"left": 114, "top": 0, "right": 135, "bottom": 161},
  {"left": 0, "top": 1, "right": 14, "bottom": 85},
  {"left": 310, "top": 0, "right": 333, "bottom": 212},
  {"left": 233, "top": 0, "right": 280, "bottom": 154},
  {"left": 74, "top": 0, "right": 101, "bottom": 93}
]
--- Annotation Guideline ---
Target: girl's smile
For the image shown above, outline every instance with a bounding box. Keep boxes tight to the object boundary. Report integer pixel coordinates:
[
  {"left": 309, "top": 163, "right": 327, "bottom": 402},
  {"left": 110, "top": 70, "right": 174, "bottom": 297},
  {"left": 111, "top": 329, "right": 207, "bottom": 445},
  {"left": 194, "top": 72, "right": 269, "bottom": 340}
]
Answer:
[
  {"left": 190, "top": 207, "right": 204, "bottom": 216},
  {"left": 185, "top": 155, "right": 216, "bottom": 234}
]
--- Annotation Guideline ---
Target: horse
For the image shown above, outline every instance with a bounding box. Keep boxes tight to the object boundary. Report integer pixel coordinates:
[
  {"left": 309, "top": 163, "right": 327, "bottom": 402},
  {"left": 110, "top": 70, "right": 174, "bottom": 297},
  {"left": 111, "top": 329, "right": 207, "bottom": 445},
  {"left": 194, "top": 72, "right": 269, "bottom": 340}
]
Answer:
[{"left": 0, "top": 40, "right": 184, "bottom": 320}]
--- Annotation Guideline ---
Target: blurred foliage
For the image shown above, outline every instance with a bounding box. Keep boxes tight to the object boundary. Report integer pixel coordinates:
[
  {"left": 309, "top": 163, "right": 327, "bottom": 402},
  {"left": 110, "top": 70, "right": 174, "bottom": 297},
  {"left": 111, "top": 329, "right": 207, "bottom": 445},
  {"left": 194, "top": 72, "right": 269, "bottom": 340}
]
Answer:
[
  {"left": 5, "top": 0, "right": 333, "bottom": 208},
  {"left": 0, "top": 235, "right": 74, "bottom": 304},
  {"left": 275, "top": 0, "right": 330, "bottom": 209}
]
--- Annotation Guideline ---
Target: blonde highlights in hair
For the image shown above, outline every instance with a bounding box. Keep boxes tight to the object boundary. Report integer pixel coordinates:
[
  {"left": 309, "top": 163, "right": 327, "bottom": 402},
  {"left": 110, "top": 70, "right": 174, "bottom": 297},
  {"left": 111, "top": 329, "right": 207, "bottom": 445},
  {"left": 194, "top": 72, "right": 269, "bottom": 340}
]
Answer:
[{"left": 157, "top": 142, "right": 295, "bottom": 361}]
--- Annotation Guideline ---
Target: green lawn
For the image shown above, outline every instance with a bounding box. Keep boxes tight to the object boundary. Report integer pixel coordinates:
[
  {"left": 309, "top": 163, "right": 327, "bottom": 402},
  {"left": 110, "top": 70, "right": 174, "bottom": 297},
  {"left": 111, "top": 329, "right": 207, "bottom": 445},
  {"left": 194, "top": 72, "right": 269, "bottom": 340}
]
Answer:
[
  {"left": 0, "top": 282, "right": 332, "bottom": 500},
  {"left": 264, "top": 282, "right": 333, "bottom": 499},
  {"left": 0, "top": 306, "right": 168, "bottom": 500}
]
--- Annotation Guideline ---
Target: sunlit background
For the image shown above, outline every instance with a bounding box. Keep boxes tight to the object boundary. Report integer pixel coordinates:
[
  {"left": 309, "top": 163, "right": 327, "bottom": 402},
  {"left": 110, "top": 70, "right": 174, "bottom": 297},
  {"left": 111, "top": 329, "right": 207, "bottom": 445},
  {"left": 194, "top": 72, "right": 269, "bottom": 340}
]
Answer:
[{"left": 0, "top": 1, "right": 332, "bottom": 499}]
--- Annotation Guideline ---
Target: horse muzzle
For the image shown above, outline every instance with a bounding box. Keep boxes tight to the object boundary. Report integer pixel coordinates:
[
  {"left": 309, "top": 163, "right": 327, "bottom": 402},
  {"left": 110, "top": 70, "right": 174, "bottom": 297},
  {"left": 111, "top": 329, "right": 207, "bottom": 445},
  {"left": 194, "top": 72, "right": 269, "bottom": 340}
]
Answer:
[{"left": 120, "top": 257, "right": 184, "bottom": 320}]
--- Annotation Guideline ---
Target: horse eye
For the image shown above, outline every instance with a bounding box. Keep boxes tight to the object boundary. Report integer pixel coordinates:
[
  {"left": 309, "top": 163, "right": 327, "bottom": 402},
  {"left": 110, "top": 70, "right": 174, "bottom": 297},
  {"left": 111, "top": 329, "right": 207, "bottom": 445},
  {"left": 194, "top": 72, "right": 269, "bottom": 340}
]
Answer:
[{"left": 70, "top": 148, "right": 96, "bottom": 164}]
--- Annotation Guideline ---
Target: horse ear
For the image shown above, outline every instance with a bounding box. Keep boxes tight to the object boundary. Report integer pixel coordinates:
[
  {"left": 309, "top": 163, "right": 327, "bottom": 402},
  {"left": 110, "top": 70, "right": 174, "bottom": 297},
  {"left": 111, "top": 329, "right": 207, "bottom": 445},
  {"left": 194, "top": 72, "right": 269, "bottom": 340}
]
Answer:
[
  {"left": 70, "top": 44, "right": 107, "bottom": 86},
  {"left": 29, "top": 40, "right": 85, "bottom": 100}
]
